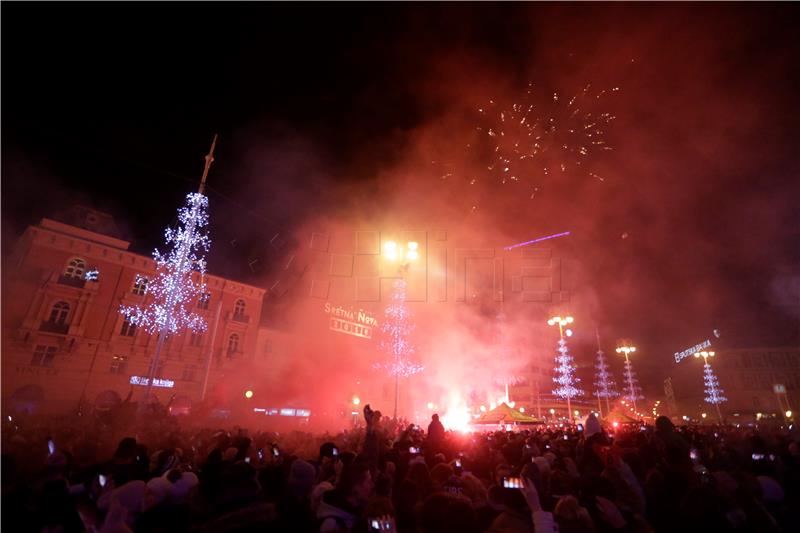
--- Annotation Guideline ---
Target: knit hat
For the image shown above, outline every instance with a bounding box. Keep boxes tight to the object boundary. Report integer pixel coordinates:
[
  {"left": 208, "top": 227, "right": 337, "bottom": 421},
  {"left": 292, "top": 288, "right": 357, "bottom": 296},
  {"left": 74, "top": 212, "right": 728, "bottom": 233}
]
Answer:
[
  {"left": 288, "top": 459, "right": 317, "bottom": 498},
  {"left": 584, "top": 413, "right": 602, "bottom": 439}
]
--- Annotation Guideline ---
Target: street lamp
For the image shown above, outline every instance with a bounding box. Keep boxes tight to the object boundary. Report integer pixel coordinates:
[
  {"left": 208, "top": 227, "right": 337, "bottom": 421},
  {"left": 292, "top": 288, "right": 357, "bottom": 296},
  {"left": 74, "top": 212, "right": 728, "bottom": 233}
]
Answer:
[
  {"left": 694, "top": 350, "right": 726, "bottom": 423},
  {"left": 616, "top": 341, "right": 639, "bottom": 414},
  {"left": 383, "top": 239, "right": 420, "bottom": 419},
  {"left": 548, "top": 315, "right": 579, "bottom": 423}
]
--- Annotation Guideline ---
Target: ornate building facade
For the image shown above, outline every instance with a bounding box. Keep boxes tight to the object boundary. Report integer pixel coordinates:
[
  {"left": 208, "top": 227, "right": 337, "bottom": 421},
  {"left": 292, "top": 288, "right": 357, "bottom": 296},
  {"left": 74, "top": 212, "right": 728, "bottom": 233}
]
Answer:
[{"left": 2, "top": 209, "right": 265, "bottom": 414}]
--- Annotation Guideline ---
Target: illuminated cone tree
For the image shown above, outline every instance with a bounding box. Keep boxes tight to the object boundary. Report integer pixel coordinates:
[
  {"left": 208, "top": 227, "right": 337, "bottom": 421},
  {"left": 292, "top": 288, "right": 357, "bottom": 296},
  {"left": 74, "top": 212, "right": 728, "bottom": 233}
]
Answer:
[
  {"left": 696, "top": 350, "right": 726, "bottom": 422},
  {"left": 120, "top": 137, "right": 216, "bottom": 402},
  {"left": 593, "top": 348, "right": 619, "bottom": 416},
  {"left": 552, "top": 338, "right": 584, "bottom": 416},
  {"left": 374, "top": 279, "right": 423, "bottom": 418}
]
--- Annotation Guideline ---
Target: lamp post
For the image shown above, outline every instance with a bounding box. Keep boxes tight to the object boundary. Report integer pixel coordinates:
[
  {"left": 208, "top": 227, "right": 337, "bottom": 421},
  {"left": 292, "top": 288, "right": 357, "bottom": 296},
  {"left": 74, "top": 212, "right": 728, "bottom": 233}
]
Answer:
[
  {"left": 616, "top": 341, "right": 639, "bottom": 414},
  {"left": 693, "top": 350, "right": 726, "bottom": 423},
  {"left": 382, "top": 239, "right": 420, "bottom": 420},
  {"left": 548, "top": 315, "right": 580, "bottom": 423}
]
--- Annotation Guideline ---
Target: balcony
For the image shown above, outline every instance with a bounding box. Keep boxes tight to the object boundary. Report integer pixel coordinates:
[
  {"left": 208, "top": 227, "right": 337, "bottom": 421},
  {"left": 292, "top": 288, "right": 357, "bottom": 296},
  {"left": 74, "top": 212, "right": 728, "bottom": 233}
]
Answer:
[
  {"left": 57, "top": 275, "right": 86, "bottom": 289},
  {"left": 227, "top": 312, "right": 250, "bottom": 324},
  {"left": 40, "top": 321, "right": 69, "bottom": 334}
]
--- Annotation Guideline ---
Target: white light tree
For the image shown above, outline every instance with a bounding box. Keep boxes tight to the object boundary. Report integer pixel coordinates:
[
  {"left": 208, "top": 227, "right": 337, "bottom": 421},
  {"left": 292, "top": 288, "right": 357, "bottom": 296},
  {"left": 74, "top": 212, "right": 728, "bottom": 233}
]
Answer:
[
  {"left": 374, "top": 279, "right": 423, "bottom": 418},
  {"left": 593, "top": 348, "right": 618, "bottom": 416},
  {"left": 552, "top": 338, "right": 583, "bottom": 416},
  {"left": 120, "top": 137, "right": 216, "bottom": 403},
  {"left": 622, "top": 359, "right": 644, "bottom": 406},
  {"left": 703, "top": 361, "right": 727, "bottom": 422}
]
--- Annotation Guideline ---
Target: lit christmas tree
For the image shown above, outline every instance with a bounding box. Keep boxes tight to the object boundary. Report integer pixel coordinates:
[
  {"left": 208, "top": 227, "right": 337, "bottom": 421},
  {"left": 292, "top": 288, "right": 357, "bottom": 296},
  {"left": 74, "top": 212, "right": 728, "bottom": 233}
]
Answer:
[
  {"left": 593, "top": 348, "right": 619, "bottom": 415},
  {"left": 120, "top": 137, "right": 216, "bottom": 401},
  {"left": 374, "top": 279, "right": 423, "bottom": 418},
  {"left": 703, "top": 361, "right": 727, "bottom": 421},
  {"left": 622, "top": 359, "right": 645, "bottom": 405},
  {"left": 552, "top": 337, "right": 584, "bottom": 410}
]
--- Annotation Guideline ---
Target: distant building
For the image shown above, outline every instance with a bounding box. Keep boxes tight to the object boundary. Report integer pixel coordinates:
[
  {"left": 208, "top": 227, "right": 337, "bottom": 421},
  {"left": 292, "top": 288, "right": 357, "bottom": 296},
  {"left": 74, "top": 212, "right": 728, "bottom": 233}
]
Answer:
[
  {"left": 2, "top": 208, "right": 265, "bottom": 415},
  {"left": 667, "top": 346, "right": 800, "bottom": 418}
]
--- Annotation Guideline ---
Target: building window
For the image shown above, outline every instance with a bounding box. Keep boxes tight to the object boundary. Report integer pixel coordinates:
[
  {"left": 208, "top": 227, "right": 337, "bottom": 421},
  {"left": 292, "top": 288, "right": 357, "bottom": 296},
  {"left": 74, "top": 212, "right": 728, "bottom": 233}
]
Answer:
[
  {"left": 234, "top": 299, "right": 246, "bottom": 319},
  {"left": 132, "top": 275, "right": 148, "bottom": 296},
  {"left": 48, "top": 301, "right": 70, "bottom": 324},
  {"left": 120, "top": 318, "right": 137, "bottom": 337},
  {"left": 190, "top": 331, "right": 203, "bottom": 347},
  {"left": 182, "top": 365, "right": 197, "bottom": 382},
  {"left": 110, "top": 355, "right": 128, "bottom": 374},
  {"left": 64, "top": 257, "right": 86, "bottom": 279},
  {"left": 198, "top": 292, "right": 211, "bottom": 310},
  {"left": 227, "top": 333, "right": 240, "bottom": 356},
  {"left": 31, "top": 345, "right": 57, "bottom": 367}
]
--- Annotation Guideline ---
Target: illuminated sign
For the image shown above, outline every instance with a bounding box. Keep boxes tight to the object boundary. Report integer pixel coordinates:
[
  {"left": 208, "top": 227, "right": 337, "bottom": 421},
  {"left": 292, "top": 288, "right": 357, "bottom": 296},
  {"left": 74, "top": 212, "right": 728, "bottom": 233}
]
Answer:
[
  {"left": 674, "top": 339, "right": 712, "bottom": 363},
  {"left": 130, "top": 376, "right": 175, "bottom": 388},
  {"left": 253, "top": 407, "right": 311, "bottom": 417},
  {"left": 324, "top": 302, "right": 377, "bottom": 339}
]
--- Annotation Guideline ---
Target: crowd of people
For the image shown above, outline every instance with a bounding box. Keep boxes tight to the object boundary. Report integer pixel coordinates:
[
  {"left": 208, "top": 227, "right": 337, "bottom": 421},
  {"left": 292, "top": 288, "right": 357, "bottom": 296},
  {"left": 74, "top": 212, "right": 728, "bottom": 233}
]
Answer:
[{"left": 2, "top": 405, "right": 798, "bottom": 532}]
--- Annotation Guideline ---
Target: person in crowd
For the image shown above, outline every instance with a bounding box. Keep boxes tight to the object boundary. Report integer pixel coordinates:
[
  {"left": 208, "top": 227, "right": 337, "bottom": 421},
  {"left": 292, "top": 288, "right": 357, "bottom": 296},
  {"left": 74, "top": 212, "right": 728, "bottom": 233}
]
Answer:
[{"left": 2, "top": 406, "right": 798, "bottom": 533}]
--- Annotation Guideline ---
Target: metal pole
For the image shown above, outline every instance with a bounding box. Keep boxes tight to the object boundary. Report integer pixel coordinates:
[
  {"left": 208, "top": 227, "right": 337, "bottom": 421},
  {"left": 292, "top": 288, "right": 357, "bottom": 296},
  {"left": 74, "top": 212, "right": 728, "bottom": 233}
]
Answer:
[
  {"left": 394, "top": 373, "right": 399, "bottom": 420},
  {"left": 201, "top": 299, "right": 223, "bottom": 401},
  {"left": 626, "top": 353, "right": 638, "bottom": 414}
]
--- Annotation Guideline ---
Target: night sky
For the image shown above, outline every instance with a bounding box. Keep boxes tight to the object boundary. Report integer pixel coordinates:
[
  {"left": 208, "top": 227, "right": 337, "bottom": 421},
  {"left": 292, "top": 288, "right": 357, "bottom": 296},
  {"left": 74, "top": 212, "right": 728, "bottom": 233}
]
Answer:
[{"left": 3, "top": 3, "right": 799, "bottom": 393}]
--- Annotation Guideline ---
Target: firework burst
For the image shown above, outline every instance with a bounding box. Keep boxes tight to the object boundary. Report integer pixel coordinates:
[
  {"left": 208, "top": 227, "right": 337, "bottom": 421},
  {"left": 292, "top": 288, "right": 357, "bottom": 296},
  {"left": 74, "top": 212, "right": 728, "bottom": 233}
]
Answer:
[{"left": 470, "top": 82, "right": 619, "bottom": 197}]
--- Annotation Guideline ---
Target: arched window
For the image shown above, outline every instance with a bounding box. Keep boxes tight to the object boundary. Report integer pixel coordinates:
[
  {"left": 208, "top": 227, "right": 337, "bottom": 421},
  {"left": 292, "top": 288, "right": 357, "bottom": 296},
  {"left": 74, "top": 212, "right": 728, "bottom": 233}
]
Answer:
[
  {"left": 63, "top": 257, "right": 86, "bottom": 279},
  {"left": 120, "top": 317, "right": 137, "bottom": 337},
  {"left": 234, "top": 299, "right": 246, "bottom": 319},
  {"left": 132, "top": 275, "right": 148, "bottom": 296},
  {"left": 227, "top": 333, "right": 240, "bottom": 355},
  {"left": 49, "top": 301, "right": 70, "bottom": 324}
]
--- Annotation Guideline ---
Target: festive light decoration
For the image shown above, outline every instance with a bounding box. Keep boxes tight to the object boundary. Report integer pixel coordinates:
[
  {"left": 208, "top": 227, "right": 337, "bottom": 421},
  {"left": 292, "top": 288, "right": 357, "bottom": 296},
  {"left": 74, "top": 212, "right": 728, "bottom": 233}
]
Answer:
[
  {"left": 120, "top": 136, "right": 217, "bottom": 402},
  {"left": 504, "top": 231, "right": 571, "bottom": 251},
  {"left": 119, "top": 192, "right": 210, "bottom": 336},
  {"left": 468, "top": 82, "right": 619, "bottom": 199},
  {"left": 593, "top": 348, "right": 619, "bottom": 412},
  {"left": 374, "top": 279, "right": 423, "bottom": 378},
  {"left": 702, "top": 362, "right": 726, "bottom": 404},
  {"left": 552, "top": 338, "right": 584, "bottom": 400},
  {"left": 622, "top": 358, "right": 644, "bottom": 404}
]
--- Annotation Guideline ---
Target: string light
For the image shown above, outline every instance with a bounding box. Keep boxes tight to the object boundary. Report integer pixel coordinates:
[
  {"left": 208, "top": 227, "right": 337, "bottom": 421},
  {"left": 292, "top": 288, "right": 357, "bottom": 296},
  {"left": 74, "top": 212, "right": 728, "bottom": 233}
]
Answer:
[
  {"left": 594, "top": 349, "right": 619, "bottom": 400},
  {"left": 374, "top": 279, "right": 423, "bottom": 378},
  {"left": 702, "top": 361, "right": 727, "bottom": 405},
  {"left": 552, "top": 337, "right": 584, "bottom": 400},
  {"left": 120, "top": 192, "right": 210, "bottom": 336}
]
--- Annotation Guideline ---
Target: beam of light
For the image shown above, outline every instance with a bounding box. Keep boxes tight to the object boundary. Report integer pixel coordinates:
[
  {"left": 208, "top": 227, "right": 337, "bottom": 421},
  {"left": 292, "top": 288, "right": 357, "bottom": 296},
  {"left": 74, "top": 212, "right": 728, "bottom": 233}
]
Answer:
[{"left": 503, "top": 231, "right": 571, "bottom": 251}]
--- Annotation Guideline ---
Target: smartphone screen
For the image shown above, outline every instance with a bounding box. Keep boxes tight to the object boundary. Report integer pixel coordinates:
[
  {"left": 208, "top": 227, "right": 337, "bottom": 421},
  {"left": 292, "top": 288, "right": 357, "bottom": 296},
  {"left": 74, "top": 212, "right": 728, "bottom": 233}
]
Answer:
[
  {"left": 409, "top": 446, "right": 420, "bottom": 454},
  {"left": 245, "top": 457, "right": 251, "bottom": 463},
  {"left": 257, "top": 448, "right": 264, "bottom": 460},
  {"left": 332, "top": 447, "right": 339, "bottom": 456},
  {"left": 98, "top": 474, "right": 107, "bottom": 487},
  {"left": 455, "top": 458, "right": 462, "bottom": 468},
  {"left": 502, "top": 476, "right": 522, "bottom": 489},
  {"left": 272, "top": 446, "right": 280, "bottom": 457},
  {"left": 47, "top": 438, "right": 55, "bottom": 455}
]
